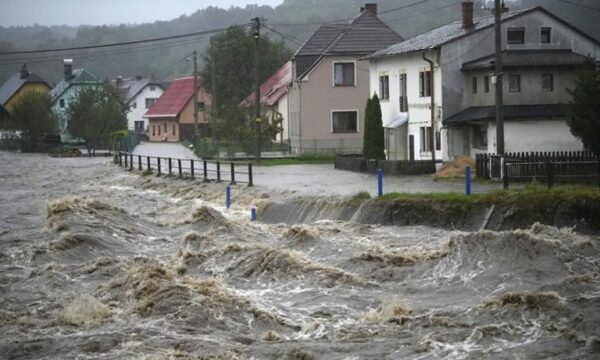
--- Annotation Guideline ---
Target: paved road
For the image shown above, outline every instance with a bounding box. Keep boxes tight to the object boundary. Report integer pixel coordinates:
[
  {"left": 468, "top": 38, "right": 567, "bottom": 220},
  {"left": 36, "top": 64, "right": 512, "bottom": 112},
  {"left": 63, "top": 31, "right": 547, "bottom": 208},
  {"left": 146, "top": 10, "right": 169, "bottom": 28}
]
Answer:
[{"left": 127, "top": 142, "right": 504, "bottom": 196}]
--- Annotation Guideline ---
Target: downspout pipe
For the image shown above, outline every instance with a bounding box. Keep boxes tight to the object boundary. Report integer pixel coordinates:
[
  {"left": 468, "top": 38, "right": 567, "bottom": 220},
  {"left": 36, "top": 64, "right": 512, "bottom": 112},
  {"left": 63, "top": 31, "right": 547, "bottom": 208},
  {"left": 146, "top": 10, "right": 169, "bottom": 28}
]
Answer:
[{"left": 422, "top": 52, "right": 437, "bottom": 166}]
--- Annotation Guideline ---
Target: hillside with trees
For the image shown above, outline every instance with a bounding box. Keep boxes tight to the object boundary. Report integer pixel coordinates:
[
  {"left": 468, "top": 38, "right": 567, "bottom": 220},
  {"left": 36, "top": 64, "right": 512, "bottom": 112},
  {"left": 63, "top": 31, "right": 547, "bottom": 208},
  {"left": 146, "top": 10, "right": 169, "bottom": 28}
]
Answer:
[{"left": 1, "top": 0, "right": 598, "bottom": 85}]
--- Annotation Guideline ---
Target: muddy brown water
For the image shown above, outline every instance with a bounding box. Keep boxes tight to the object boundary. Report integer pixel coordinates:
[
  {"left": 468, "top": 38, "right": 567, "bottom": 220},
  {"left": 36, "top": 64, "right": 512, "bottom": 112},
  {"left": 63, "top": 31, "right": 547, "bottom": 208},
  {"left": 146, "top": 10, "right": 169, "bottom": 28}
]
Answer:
[{"left": 1, "top": 152, "right": 599, "bottom": 359}]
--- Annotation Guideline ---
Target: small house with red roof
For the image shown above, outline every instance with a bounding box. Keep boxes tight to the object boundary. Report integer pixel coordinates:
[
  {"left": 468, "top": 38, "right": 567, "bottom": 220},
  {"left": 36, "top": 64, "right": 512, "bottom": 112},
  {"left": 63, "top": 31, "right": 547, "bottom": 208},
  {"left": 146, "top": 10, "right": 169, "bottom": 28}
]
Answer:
[
  {"left": 241, "top": 61, "right": 292, "bottom": 144},
  {"left": 144, "top": 76, "right": 211, "bottom": 142}
]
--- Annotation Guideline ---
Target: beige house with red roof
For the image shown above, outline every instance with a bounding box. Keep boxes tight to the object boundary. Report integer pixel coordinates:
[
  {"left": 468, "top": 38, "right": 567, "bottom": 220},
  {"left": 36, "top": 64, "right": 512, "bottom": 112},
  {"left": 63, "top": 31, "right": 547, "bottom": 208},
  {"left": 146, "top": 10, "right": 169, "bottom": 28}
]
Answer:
[
  {"left": 144, "top": 76, "right": 211, "bottom": 142},
  {"left": 242, "top": 61, "right": 292, "bottom": 144}
]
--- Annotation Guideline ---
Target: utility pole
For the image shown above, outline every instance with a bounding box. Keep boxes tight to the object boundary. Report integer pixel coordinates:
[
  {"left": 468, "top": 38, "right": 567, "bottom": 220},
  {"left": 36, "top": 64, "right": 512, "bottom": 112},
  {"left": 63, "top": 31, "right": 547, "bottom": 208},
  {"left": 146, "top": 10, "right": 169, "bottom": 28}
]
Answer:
[
  {"left": 252, "top": 17, "right": 262, "bottom": 162},
  {"left": 193, "top": 50, "right": 199, "bottom": 138},
  {"left": 494, "top": 0, "right": 505, "bottom": 155},
  {"left": 210, "top": 38, "right": 217, "bottom": 117}
]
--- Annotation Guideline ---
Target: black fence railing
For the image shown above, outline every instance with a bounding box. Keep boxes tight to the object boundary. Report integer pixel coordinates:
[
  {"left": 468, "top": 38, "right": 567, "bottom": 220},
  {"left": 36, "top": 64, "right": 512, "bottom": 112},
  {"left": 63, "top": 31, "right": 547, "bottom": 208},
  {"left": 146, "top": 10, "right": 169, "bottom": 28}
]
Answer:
[
  {"left": 334, "top": 154, "right": 437, "bottom": 175},
  {"left": 476, "top": 151, "right": 600, "bottom": 187},
  {"left": 115, "top": 152, "right": 253, "bottom": 186}
]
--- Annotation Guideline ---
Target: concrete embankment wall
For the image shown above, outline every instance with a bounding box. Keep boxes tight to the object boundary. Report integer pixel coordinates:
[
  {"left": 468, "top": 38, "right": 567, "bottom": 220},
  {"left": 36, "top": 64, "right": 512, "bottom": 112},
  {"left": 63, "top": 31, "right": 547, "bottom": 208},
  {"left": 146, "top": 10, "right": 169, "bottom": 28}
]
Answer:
[{"left": 259, "top": 197, "right": 600, "bottom": 234}]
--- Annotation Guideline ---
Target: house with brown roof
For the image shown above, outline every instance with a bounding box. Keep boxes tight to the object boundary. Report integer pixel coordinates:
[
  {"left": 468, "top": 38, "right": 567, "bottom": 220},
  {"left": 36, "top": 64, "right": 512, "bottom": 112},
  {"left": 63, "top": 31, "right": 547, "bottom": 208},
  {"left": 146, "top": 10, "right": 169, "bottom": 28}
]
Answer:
[
  {"left": 368, "top": 2, "right": 600, "bottom": 161},
  {"left": 288, "top": 3, "right": 402, "bottom": 154},
  {"left": 241, "top": 61, "right": 292, "bottom": 145},
  {"left": 144, "top": 76, "right": 211, "bottom": 142}
]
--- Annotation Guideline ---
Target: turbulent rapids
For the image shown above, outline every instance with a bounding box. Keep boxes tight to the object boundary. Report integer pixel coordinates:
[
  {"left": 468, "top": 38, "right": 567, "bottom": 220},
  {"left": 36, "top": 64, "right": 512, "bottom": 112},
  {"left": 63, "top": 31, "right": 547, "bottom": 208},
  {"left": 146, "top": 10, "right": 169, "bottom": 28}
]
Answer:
[{"left": 1, "top": 152, "right": 600, "bottom": 359}]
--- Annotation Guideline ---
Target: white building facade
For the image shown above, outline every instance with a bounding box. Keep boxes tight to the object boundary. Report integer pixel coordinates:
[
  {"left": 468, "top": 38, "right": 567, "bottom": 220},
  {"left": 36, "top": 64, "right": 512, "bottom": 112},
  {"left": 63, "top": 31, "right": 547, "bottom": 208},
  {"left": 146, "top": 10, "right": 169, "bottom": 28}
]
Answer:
[{"left": 118, "top": 78, "right": 165, "bottom": 134}]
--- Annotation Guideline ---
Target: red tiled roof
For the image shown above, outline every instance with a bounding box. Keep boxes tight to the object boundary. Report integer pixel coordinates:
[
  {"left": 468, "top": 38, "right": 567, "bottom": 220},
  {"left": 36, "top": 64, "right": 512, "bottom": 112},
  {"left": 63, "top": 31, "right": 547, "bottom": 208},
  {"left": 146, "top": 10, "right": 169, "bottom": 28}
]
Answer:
[
  {"left": 144, "top": 76, "right": 195, "bottom": 118},
  {"left": 242, "top": 61, "right": 292, "bottom": 107}
]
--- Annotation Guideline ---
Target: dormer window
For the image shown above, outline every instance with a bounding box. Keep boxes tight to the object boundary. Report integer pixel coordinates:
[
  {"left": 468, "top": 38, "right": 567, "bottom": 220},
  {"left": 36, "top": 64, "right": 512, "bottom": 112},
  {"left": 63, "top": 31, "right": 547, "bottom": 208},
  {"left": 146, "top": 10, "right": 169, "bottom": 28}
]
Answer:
[
  {"left": 540, "top": 27, "right": 551, "bottom": 44},
  {"left": 507, "top": 27, "right": 525, "bottom": 44}
]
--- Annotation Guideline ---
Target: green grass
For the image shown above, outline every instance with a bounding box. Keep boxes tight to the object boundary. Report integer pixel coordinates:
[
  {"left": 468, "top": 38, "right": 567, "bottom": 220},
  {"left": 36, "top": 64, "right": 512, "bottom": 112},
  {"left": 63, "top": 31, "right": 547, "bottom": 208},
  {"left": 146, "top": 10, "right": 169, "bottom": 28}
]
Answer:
[
  {"left": 350, "top": 191, "right": 371, "bottom": 204},
  {"left": 256, "top": 153, "right": 334, "bottom": 166},
  {"left": 375, "top": 183, "right": 600, "bottom": 204}
]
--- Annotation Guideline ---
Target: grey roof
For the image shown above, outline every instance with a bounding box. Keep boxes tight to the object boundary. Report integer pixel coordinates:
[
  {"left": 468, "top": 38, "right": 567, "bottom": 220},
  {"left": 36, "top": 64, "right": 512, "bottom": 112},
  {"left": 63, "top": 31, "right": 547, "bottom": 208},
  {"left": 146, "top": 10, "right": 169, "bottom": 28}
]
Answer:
[
  {"left": 50, "top": 69, "right": 100, "bottom": 101},
  {"left": 444, "top": 104, "right": 567, "bottom": 125},
  {"left": 0, "top": 71, "right": 49, "bottom": 106},
  {"left": 114, "top": 78, "right": 164, "bottom": 104},
  {"left": 294, "top": 10, "right": 402, "bottom": 78},
  {"left": 371, "top": 8, "right": 533, "bottom": 58},
  {"left": 462, "top": 49, "right": 596, "bottom": 70}
]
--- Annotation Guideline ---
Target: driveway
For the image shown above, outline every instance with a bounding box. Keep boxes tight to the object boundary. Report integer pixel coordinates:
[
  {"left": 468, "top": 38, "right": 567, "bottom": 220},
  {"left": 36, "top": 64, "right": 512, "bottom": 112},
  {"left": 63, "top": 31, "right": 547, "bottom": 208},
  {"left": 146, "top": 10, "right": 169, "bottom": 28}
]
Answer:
[{"left": 132, "top": 142, "right": 198, "bottom": 159}]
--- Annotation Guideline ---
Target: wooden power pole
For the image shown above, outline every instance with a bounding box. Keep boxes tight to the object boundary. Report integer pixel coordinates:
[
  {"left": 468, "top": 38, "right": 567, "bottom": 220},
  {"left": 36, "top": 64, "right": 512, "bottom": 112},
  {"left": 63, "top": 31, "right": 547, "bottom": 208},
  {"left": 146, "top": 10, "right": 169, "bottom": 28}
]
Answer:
[
  {"left": 252, "top": 17, "right": 262, "bottom": 162},
  {"left": 494, "top": 0, "right": 505, "bottom": 155},
  {"left": 193, "top": 50, "right": 199, "bottom": 138}
]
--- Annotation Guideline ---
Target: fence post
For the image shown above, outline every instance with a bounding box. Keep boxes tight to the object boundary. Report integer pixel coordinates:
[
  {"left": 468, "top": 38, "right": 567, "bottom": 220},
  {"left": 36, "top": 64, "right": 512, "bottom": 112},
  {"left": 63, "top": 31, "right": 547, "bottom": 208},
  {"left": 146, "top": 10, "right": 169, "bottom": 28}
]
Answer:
[
  {"left": 226, "top": 185, "right": 231, "bottom": 209},
  {"left": 168, "top": 158, "right": 172, "bottom": 176},
  {"left": 157, "top": 157, "right": 161, "bottom": 176},
  {"left": 125, "top": 153, "right": 129, "bottom": 168},
  {"left": 230, "top": 162, "right": 236, "bottom": 184},
  {"left": 503, "top": 160, "right": 509, "bottom": 190},
  {"left": 138, "top": 155, "right": 142, "bottom": 171},
  {"left": 377, "top": 168, "right": 383, "bottom": 196},
  {"left": 547, "top": 162, "right": 554, "bottom": 189},
  {"left": 248, "top": 163, "right": 253, "bottom": 187},
  {"left": 130, "top": 154, "right": 134, "bottom": 170},
  {"left": 203, "top": 160, "right": 208, "bottom": 181},
  {"left": 191, "top": 160, "right": 195, "bottom": 179},
  {"left": 119, "top": 152, "right": 123, "bottom": 166},
  {"left": 465, "top": 166, "right": 471, "bottom": 196},
  {"left": 147, "top": 156, "right": 151, "bottom": 172},
  {"left": 178, "top": 159, "right": 182, "bottom": 178},
  {"left": 217, "top": 161, "right": 221, "bottom": 182}
]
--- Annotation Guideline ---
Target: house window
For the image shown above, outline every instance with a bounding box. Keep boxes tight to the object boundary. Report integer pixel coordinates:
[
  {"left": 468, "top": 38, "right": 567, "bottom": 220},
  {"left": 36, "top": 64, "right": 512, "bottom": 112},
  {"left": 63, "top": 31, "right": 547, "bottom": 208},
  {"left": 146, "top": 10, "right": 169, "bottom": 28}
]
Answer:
[
  {"left": 540, "top": 27, "right": 551, "bottom": 44},
  {"left": 484, "top": 75, "right": 490, "bottom": 93},
  {"left": 152, "top": 125, "right": 156, "bottom": 136},
  {"left": 436, "top": 131, "right": 441, "bottom": 151},
  {"left": 150, "top": 86, "right": 156, "bottom": 91},
  {"left": 379, "top": 75, "right": 389, "bottom": 100},
  {"left": 164, "top": 123, "right": 167, "bottom": 134},
  {"left": 419, "top": 70, "right": 432, "bottom": 97},
  {"left": 507, "top": 27, "right": 525, "bottom": 44},
  {"left": 420, "top": 127, "right": 431, "bottom": 152},
  {"left": 472, "top": 76, "right": 478, "bottom": 94},
  {"left": 157, "top": 124, "right": 161, "bottom": 136},
  {"left": 399, "top": 72, "right": 408, "bottom": 112},
  {"left": 542, "top": 74, "right": 554, "bottom": 91},
  {"left": 473, "top": 124, "right": 488, "bottom": 148},
  {"left": 132, "top": 101, "right": 137, "bottom": 109},
  {"left": 198, "top": 102, "right": 205, "bottom": 111},
  {"left": 332, "top": 111, "right": 358, "bottom": 133},
  {"left": 59, "top": 99, "right": 65, "bottom": 108},
  {"left": 134, "top": 121, "right": 145, "bottom": 132},
  {"left": 172, "top": 124, "right": 176, "bottom": 135},
  {"left": 509, "top": 74, "right": 521, "bottom": 92},
  {"left": 145, "top": 98, "right": 158, "bottom": 109},
  {"left": 333, "top": 62, "right": 355, "bottom": 86}
]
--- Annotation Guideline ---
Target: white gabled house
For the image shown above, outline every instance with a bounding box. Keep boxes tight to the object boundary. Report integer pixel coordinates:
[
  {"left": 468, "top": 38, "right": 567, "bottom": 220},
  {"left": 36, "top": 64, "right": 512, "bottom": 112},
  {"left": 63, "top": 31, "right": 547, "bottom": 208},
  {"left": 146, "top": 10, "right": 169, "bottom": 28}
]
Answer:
[
  {"left": 116, "top": 76, "right": 166, "bottom": 135},
  {"left": 369, "top": 2, "right": 600, "bottom": 161}
]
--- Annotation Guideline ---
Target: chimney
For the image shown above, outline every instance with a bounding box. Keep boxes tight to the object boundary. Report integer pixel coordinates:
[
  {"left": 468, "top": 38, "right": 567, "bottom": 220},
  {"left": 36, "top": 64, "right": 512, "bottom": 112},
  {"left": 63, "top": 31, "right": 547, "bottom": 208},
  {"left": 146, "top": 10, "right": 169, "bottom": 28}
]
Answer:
[
  {"left": 364, "top": 3, "right": 378, "bottom": 15},
  {"left": 20, "top": 63, "right": 29, "bottom": 79},
  {"left": 63, "top": 59, "right": 73, "bottom": 81},
  {"left": 462, "top": 1, "right": 474, "bottom": 28}
]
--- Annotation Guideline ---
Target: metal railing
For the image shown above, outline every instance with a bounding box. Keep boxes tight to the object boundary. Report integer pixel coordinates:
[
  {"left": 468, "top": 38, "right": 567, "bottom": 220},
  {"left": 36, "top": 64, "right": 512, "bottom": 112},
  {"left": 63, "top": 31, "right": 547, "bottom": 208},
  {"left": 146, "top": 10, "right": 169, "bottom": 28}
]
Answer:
[
  {"left": 503, "top": 160, "right": 600, "bottom": 189},
  {"left": 115, "top": 152, "right": 253, "bottom": 186}
]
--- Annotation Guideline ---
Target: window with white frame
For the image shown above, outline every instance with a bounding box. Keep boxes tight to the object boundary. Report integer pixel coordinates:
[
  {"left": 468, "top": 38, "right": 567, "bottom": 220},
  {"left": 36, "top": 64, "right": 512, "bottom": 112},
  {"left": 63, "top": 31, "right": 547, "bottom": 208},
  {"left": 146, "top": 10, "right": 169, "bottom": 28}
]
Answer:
[
  {"left": 484, "top": 75, "right": 490, "bottom": 93},
  {"left": 379, "top": 74, "right": 389, "bottom": 100},
  {"left": 332, "top": 111, "right": 358, "bottom": 133},
  {"left": 473, "top": 124, "right": 488, "bottom": 148},
  {"left": 399, "top": 72, "right": 408, "bottom": 112},
  {"left": 507, "top": 27, "right": 525, "bottom": 44},
  {"left": 134, "top": 121, "right": 144, "bottom": 132},
  {"left": 420, "top": 126, "right": 431, "bottom": 152},
  {"left": 542, "top": 74, "right": 554, "bottom": 91},
  {"left": 540, "top": 27, "right": 551, "bottom": 44},
  {"left": 145, "top": 98, "right": 158, "bottom": 109},
  {"left": 333, "top": 62, "right": 355, "bottom": 86},
  {"left": 472, "top": 76, "right": 478, "bottom": 94},
  {"left": 509, "top": 74, "right": 521, "bottom": 92},
  {"left": 419, "top": 70, "right": 431, "bottom": 97}
]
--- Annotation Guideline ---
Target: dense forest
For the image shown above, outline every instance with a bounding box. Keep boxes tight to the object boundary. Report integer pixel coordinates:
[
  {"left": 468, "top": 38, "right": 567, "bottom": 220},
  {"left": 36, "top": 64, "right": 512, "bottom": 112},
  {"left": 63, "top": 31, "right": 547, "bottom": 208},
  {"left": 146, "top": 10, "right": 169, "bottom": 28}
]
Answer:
[{"left": 1, "top": 0, "right": 598, "bottom": 85}]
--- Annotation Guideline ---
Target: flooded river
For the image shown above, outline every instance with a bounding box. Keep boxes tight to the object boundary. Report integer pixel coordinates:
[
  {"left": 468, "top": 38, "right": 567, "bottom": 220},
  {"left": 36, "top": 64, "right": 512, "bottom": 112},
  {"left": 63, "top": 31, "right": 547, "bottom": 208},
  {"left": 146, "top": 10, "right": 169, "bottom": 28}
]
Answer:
[{"left": 1, "top": 152, "right": 599, "bottom": 359}]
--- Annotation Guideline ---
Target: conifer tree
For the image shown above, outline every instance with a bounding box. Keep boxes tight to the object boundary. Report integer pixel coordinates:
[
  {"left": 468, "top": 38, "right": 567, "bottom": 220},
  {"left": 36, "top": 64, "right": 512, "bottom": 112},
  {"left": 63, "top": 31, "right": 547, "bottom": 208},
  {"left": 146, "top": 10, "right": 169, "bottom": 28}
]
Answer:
[{"left": 363, "top": 94, "right": 385, "bottom": 159}]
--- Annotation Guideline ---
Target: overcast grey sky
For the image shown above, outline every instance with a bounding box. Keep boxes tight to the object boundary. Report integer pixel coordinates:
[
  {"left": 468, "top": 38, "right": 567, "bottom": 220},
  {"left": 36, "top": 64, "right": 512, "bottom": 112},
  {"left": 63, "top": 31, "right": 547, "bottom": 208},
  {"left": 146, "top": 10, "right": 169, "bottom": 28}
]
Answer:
[{"left": 0, "top": 0, "right": 285, "bottom": 27}]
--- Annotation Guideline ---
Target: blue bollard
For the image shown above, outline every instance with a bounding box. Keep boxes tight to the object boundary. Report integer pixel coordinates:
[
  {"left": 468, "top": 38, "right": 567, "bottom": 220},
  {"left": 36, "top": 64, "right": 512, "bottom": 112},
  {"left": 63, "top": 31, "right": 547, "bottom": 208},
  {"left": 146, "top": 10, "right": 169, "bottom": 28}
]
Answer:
[
  {"left": 465, "top": 165, "right": 471, "bottom": 196},
  {"left": 226, "top": 186, "right": 231, "bottom": 209},
  {"left": 251, "top": 208, "right": 257, "bottom": 222},
  {"left": 377, "top": 168, "right": 383, "bottom": 197}
]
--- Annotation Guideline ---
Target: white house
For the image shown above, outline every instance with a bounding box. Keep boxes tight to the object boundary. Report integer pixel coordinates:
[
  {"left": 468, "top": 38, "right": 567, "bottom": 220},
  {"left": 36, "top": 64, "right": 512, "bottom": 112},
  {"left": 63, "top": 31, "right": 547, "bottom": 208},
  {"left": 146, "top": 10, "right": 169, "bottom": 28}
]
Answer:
[
  {"left": 117, "top": 76, "right": 166, "bottom": 135},
  {"left": 369, "top": 2, "right": 600, "bottom": 161}
]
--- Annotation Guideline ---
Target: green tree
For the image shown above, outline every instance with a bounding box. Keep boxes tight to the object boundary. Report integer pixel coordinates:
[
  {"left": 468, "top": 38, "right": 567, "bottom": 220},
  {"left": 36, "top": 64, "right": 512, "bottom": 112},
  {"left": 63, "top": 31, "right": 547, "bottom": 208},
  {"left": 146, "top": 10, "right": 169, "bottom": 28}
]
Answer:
[
  {"left": 567, "top": 68, "right": 600, "bottom": 155},
  {"left": 67, "top": 82, "right": 127, "bottom": 156},
  {"left": 202, "top": 25, "right": 292, "bottom": 115},
  {"left": 363, "top": 93, "right": 385, "bottom": 160},
  {"left": 6, "top": 91, "right": 57, "bottom": 152}
]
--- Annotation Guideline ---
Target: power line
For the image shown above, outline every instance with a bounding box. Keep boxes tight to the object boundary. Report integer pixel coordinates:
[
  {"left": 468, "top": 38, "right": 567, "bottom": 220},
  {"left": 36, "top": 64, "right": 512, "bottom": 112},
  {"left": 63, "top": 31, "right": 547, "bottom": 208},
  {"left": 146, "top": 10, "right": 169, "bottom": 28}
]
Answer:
[
  {"left": 0, "top": 24, "right": 251, "bottom": 55},
  {"left": 553, "top": 0, "right": 600, "bottom": 12},
  {"left": 262, "top": 25, "right": 304, "bottom": 45}
]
